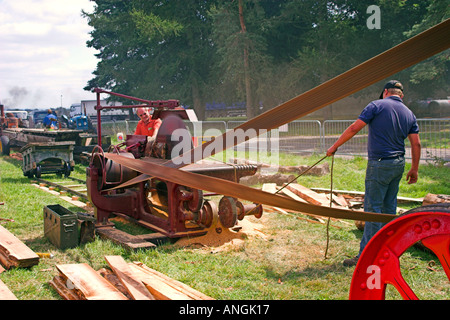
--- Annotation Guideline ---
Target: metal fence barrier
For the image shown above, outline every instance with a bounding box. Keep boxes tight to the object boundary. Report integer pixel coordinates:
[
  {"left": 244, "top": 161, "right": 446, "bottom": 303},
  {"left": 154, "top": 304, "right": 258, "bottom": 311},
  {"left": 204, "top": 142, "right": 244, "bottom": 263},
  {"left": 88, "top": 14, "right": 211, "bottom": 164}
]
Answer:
[{"left": 97, "top": 118, "right": 450, "bottom": 162}]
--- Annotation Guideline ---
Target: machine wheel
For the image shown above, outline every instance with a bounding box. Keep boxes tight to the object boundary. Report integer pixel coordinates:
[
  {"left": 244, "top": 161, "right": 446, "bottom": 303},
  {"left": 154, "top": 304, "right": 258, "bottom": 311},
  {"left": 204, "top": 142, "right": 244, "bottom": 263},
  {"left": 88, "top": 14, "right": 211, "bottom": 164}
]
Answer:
[
  {"left": 196, "top": 200, "right": 218, "bottom": 228},
  {"left": 24, "top": 170, "right": 33, "bottom": 178},
  {"left": 1, "top": 136, "right": 10, "bottom": 156},
  {"left": 35, "top": 165, "right": 42, "bottom": 178},
  {"left": 349, "top": 203, "right": 450, "bottom": 300},
  {"left": 218, "top": 196, "right": 238, "bottom": 228},
  {"left": 64, "top": 163, "right": 71, "bottom": 177}
]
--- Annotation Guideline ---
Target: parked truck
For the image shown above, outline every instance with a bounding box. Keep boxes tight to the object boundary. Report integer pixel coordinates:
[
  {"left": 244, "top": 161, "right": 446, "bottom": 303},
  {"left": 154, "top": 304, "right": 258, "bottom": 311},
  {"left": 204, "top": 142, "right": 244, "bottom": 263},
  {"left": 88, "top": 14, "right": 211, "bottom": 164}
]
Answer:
[{"left": 69, "top": 100, "right": 130, "bottom": 122}]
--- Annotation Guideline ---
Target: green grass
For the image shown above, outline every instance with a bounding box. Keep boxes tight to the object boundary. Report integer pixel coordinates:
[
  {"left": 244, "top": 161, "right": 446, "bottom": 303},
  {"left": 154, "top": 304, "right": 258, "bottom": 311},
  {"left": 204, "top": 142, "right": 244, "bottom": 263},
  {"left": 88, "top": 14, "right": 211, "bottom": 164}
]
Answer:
[{"left": 0, "top": 153, "right": 449, "bottom": 300}]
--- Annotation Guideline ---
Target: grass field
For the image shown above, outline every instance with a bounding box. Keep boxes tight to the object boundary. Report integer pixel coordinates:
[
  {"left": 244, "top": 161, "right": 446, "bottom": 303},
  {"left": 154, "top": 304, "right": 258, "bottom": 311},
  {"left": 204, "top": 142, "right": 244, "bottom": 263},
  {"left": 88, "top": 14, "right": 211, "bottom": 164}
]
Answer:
[{"left": 0, "top": 152, "right": 449, "bottom": 301}]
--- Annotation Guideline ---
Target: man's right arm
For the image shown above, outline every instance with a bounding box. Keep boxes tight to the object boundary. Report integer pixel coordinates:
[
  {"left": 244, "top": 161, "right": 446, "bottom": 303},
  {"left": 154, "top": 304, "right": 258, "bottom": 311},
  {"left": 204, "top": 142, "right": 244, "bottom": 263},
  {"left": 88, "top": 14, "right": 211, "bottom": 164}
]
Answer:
[
  {"left": 406, "top": 133, "right": 421, "bottom": 184},
  {"left": 326, "top": 119, "right": 367, "bottom": 156}
]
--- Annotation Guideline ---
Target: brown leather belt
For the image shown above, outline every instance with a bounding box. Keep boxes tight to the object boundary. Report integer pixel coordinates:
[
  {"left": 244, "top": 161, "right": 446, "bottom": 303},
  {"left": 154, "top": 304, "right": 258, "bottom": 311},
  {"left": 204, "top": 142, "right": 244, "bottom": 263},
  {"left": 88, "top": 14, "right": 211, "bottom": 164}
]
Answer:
[
  {"left": 105, "top": 152, "right": 395, "bottom": 223},
  {"left": 103, "top": 19, "right": 450, "bottom": 224}
]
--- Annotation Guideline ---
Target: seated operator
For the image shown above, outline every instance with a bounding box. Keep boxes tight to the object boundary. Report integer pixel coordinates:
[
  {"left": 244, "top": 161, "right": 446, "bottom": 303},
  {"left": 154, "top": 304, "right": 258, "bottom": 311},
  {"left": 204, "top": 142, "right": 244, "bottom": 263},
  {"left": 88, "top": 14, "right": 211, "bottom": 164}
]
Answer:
[{"left": 134, "top": 107, "right": 162, "bottom": 155}]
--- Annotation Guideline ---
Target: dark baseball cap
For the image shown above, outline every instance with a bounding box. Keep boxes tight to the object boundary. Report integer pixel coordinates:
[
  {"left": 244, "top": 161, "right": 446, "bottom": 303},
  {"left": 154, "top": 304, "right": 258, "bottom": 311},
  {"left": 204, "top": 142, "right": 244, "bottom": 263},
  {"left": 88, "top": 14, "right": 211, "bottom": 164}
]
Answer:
[{"left": 379, "top": 80, "right": 403, "bottom": 99}]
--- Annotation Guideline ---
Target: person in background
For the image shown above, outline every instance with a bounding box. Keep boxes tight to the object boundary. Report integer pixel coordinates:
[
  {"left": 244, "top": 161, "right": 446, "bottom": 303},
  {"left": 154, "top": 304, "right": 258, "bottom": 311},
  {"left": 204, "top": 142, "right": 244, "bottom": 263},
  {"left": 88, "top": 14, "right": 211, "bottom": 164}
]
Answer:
[
  {"left": 326, "top": 80, "right": 421, "bottom": 267},
  {"left": 43, "top": 109, "right": 58, "bottom": 129}
]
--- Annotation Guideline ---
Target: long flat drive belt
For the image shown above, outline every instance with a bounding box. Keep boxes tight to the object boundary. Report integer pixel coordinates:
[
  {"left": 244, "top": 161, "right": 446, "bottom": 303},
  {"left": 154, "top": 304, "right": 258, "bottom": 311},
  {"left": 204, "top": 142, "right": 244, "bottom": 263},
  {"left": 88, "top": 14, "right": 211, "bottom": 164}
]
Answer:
[
  {"left": 105, "top": 152, "right": 395, "bottom": 223},
  {"left": 104, "top": 19, "right": 450, "bottom": 224}
]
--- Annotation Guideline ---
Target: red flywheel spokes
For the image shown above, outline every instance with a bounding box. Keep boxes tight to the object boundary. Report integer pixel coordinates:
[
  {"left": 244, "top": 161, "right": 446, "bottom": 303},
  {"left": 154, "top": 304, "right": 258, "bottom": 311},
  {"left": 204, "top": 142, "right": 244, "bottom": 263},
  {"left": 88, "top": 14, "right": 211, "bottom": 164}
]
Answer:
[{"left": 349, "top": 204, "right": 450, "bottom": 300}]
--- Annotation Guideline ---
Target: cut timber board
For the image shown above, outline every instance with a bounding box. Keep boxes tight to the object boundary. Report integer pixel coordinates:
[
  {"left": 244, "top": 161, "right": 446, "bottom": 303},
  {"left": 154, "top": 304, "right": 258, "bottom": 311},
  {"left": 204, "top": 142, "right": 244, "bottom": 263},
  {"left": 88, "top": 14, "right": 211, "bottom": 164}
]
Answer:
[
  {"left": 0, "top": 279, "right": 17, "bottom": 300},
  {"left": 284, "top": 183, "right": 331, "bottom": 206},
  {"left": 104, "top": 255, "right": 155, "bottom": 300},
  {"left": 56, "top": 263, "right": 128, "bottom": 300},
  {"left": 49, "top": 275, "right": 80, "bottom": 300},
  {"left": 130, "top": 262, "right": 214, "bottom": 300},
  {"left": 311, "top": 187, "right": 424, "bottom": 203},
  {"left": 261, "top": 183, "right": 288, "bottom": 214},
  {"left": 0, "top": 225, "right": 39, "bottom": 269},
  {"left": 95, "top": 227, "right": 157, "bottom": 251},
  {"left": 128, "top": 263, "right": 193, "bottom": 300},
  {"left": 277, "top": 186, "right": 307, "bottom": 203}
]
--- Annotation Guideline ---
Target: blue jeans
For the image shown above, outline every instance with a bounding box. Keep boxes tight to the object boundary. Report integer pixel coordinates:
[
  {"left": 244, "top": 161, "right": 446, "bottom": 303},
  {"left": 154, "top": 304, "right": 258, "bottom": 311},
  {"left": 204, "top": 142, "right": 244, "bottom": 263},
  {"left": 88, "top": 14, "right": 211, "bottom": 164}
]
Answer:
[{"left": 358, "top": 156, "right": 405, "bottom": 257}]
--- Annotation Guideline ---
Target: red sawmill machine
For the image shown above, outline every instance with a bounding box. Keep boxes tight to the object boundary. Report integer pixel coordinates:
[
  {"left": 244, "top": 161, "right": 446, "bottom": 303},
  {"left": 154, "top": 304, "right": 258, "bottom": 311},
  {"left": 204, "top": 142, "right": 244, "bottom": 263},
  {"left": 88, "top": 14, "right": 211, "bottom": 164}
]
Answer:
[
  {"left": 86, "top": 19, "right": 450, "bottom": 300},
  {"left": 87, "top": 88, "right": 263, "bottom": 238}
]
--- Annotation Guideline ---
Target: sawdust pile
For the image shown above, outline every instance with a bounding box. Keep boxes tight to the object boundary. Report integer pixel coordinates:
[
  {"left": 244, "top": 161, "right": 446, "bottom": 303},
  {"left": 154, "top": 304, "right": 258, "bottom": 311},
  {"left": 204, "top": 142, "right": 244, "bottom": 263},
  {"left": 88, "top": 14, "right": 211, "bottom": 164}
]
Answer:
[{"left": 174, "top": 217, "right": 267, "bottom": 252}]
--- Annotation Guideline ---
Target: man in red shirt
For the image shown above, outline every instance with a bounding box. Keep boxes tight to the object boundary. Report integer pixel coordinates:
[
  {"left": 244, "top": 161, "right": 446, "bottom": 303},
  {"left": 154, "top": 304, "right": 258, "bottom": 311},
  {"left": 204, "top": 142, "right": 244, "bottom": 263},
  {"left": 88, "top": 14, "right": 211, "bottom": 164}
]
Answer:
[
  {"left": 134, "top": 107, "right": 162, "bottom": 137},
  {"left": 134, "top": 107, "right": 162, "bottom": 156}
]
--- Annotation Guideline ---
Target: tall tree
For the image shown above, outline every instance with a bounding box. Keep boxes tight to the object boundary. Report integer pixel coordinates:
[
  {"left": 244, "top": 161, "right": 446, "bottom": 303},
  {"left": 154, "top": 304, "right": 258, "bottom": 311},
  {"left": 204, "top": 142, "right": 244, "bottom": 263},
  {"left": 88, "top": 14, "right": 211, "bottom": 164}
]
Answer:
[
  {"left": 403, "top": 0, "right": 450, "bottom": 98},
  {"left": 210, "top": 0, "right": 272, "bottom": 118},
  {"left": 83, "top": 0, "right": 443, "bottom": 119},
  {"left": 84, "top": 0, "right": 218, "bottom": 120}
]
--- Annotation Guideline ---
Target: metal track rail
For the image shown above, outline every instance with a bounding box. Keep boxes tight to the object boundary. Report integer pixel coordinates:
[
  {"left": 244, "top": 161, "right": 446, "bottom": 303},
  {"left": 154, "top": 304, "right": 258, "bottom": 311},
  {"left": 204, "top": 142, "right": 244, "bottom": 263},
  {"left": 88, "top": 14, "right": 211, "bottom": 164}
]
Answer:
[{"left": 35, "top": 176, "right": 88, "bottom": 201}]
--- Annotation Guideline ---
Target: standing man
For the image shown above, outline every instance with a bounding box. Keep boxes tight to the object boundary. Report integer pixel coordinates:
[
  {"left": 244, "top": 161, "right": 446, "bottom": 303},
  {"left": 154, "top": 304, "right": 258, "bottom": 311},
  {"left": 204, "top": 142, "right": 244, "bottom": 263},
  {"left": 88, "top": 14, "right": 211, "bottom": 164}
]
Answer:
[
  {"left": 326, "top": 80, "right": 421, "bottom": 267},
  {"left": 43, "top": 109, "right": 58, "bottom": 129},
  {"left": 134, "top": 107, "right": 162, "bottom": 155}
]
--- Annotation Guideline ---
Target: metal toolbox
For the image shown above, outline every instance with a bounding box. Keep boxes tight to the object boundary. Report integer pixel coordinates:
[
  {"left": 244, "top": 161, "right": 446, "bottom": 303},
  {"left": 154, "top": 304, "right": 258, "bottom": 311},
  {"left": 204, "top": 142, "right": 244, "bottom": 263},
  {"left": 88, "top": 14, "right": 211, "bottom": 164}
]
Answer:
[{"left": 43, "top": 205, "right": 78, "bottom": 249}]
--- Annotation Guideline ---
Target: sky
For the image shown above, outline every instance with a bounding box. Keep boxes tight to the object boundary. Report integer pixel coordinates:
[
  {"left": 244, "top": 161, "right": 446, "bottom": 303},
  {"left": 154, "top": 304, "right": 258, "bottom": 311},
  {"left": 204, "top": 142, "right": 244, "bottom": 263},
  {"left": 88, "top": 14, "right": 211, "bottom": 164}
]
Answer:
[{"left": 0, "top": 0, "right": 99, "bottom": 110}]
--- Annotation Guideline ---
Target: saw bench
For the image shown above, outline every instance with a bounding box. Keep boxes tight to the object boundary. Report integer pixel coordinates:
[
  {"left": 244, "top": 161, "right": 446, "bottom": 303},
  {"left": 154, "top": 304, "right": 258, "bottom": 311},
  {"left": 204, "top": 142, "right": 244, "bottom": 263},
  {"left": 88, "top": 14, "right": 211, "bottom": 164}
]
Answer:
[{"left": 87, "top": 90, "right": 263, "bottom": 239}]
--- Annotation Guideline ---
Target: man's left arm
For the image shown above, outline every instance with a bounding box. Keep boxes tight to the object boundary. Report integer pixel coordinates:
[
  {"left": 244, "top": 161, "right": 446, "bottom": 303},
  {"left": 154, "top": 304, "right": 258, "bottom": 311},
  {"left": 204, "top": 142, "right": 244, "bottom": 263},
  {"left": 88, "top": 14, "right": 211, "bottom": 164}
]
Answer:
[{"left": 406, "top": 133, "right": 421, "bottom": 184}]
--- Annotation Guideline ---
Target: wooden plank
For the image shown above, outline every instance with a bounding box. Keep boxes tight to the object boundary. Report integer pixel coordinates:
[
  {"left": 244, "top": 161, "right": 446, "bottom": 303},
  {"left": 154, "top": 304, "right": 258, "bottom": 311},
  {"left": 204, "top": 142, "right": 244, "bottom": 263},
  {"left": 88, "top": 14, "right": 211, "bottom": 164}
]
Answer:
[
  {"left": 130, "top": 262, "right": 214, "bottom": 300},
  {"left": 97, "top": 268, "right": 132, "bottom": 299},
  {"left": 0, "top": 225, "right": 39, "bottom": 269},
  {"left": 284, "top": 183, "right": 330, "bottom": 206},
  {"left": 310, "top": 187, "right": 424, "bottom": 203},
  {"left": 0, "top": 279, "right": 17, "bottom": 300},
  {"left": 272, "top": 185, "right": 327, "bottom": 222},
  {"left": 96, "top": 227, "right": 157, "bottom": 251},
  {"left": 277, "top": 186, "right": 307, "bottom": 203},
  {"left": 262, "top": 183, "right": 277, "bottom": 194},
  {"left": 49, "top": 275, "right": 80, "bottom": 300},
  {"left": 423, "top": 193, "right": 450, "bottom": 206},
  {"left": 261, "top": 183, "right": 290, "bottom": 214},
  {"left": 104, "top": 255, "right": 155, "bottom": 300},
  {"left": 329, "top": 193, "right": 349, "bottom": 208},
  {"left": 128, "top": 263, "right": 194, "bottom": 300},
  {"left": 56, "top": 263, "right": 129, "bottom": 300}
]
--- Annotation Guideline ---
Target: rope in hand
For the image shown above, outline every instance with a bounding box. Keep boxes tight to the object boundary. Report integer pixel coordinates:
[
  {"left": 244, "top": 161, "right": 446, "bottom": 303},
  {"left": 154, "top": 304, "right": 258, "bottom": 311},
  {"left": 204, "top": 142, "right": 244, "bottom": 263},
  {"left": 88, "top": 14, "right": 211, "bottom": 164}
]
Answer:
[
  {"left": 243, "top": 154, "right": 329, "bottom": 216},
  {"left": 274, "top": 153, "right": 336, "bottom": 260},
  {"left": 324, "top": 154, "right": 334, "bottom": 259},
  {"left": 228, "top": 153, "right": 336, "bottom": 260}
]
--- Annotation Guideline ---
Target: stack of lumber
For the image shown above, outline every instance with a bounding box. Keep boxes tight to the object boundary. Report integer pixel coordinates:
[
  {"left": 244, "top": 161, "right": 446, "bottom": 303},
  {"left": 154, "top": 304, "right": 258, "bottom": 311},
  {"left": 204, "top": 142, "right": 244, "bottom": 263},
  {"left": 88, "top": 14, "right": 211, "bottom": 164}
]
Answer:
[
  {"left": 50, "top": 263, "right": 129, "bottom": 300},
  {"left": 0, "top": 225, "right": 39, "bottom": 270},
  {"left": 422, "top": 193, "right": 450, "bottom": 206},
  {"left": 262, "top": 183, "right": 352, "bottom": 224},
  {"left": 129, "top": 261, "right": 214, "bottom": 300},
  {"left": 50, "top": 255, "right": 214, "bottom": 300}
]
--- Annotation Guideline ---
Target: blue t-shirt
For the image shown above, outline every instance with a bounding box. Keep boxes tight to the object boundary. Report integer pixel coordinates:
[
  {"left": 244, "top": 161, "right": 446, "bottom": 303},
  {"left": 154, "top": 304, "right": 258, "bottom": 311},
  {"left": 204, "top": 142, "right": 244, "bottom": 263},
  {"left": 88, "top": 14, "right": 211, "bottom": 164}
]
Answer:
[
  {"left": 43, "top": 114, "right": 57, "bottom": 126},
  {"left": 358, "top": 96, "right": 419, "bottom": 160}
]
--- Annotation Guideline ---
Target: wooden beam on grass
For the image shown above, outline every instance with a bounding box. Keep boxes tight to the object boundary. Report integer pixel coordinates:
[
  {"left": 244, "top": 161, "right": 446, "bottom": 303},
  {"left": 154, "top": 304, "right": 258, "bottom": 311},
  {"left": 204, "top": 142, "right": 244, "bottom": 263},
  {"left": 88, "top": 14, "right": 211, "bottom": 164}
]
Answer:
[
  {"left": 104, "top": 255, "right": 155, "bottom": 300},
  {"left": 55, "top": 263, "right": 129, "bottom": 300},
  {"left": 0, "top": 225, "right": 39, "bottom": 270}
]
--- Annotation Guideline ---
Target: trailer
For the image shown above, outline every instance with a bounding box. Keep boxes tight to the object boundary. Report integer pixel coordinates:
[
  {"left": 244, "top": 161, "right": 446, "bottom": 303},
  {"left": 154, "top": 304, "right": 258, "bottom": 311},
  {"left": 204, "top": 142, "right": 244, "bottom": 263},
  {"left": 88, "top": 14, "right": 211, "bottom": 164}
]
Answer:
[
  {"left": 70, "top": 100, "right": 129, "bottom": 121},
  {"left": 21, "top": 141, "right": 75, "bottom": 178}
]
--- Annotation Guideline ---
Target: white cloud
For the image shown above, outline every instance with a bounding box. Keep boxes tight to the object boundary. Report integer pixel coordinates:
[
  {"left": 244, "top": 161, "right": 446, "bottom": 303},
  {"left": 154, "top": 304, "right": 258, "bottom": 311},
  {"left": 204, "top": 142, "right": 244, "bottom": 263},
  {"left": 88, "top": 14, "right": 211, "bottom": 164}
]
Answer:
[{"left": 0, "top": 0, "right": 99, "bottom": 109}]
